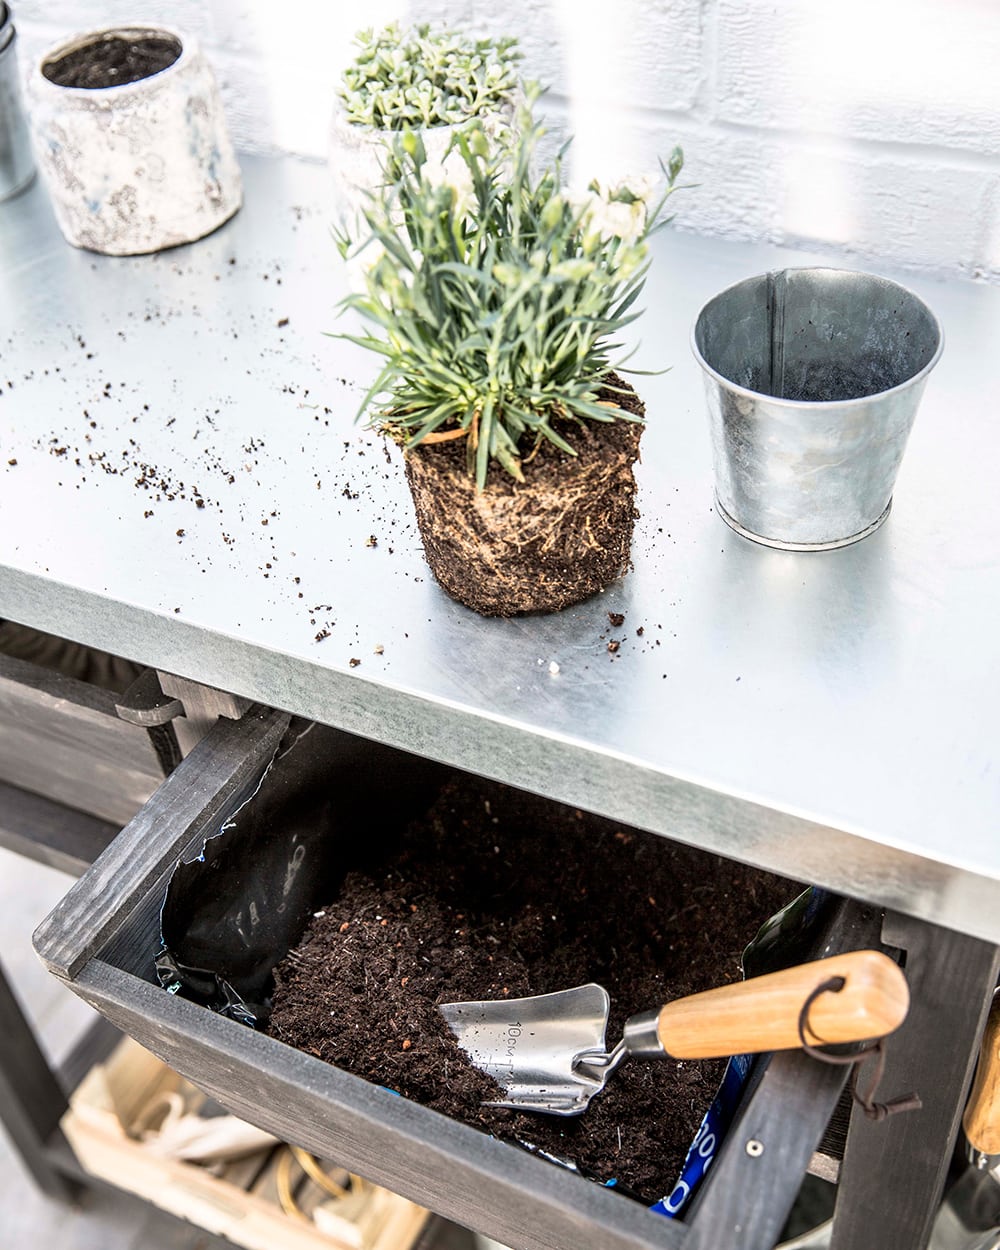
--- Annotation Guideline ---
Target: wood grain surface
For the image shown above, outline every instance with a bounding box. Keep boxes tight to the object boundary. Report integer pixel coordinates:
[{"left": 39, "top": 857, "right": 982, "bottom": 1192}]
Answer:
[
  {"left": 656, "top": 950, "right": 909, "bottom": 1059},
  {"left": 32, "top": 705, "right": 289, "bottom": 981},
  {"left": 963, "top": 991, "right": 1000, "bottom": 1155}
]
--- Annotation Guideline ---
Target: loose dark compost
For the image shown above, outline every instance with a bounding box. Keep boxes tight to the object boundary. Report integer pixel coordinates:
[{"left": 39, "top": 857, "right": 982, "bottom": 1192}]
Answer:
[{"left": 156, "top": 723, "right": 803, "bottom": 1201}]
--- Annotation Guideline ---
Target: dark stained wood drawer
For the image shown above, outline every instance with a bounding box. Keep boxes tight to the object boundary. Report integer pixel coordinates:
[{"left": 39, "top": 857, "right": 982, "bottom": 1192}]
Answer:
[{"left": 33, "top": 708, "right": 860, "bottom": 1250}]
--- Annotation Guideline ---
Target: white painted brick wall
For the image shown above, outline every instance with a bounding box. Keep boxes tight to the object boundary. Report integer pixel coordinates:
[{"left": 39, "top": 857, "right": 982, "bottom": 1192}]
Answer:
[
  {"left": 10, "top": 0, "right": 1000, "bottom": 280},
  {"left": 715, "top": 0, "right": 1000, "bottom": 157}
]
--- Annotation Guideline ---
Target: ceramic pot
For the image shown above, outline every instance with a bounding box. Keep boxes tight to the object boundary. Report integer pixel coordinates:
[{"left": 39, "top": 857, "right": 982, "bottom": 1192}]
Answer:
[
  {"left": 328, "top": 95, "right": 516, "bottom": 236},
  {"left": 27, "top": 25, "right": 242, "bottom": 255}
]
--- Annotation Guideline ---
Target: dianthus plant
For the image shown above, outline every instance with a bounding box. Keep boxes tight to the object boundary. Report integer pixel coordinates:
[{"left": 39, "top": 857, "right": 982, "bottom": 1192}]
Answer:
[
  {"left": 338, "top": 103, "right": 684, "bottom": 488},
  {"left": 340, "top": 23, "right": 520, "bottom": 130}
]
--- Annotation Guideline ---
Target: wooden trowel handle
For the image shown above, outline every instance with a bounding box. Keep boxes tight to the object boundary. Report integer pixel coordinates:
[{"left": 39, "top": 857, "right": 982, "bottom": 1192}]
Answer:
[
  {"left": 962, "top": 992, "right": 1000, "bottom": 1156},
  {"left": 650, "top": 949, "right": 909, "bottom": 1060}
]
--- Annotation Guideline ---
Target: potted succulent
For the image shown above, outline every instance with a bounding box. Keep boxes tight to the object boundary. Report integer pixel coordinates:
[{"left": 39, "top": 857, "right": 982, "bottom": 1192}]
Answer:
[
  {"left": 329, "top": 22, "right": 521, "bottom": 231},
  {"left": 338, "top": 100, "right": 683, "bottom": 616},
  {"left": 26, "top": 24, "right": 241, "bottom": 255}
]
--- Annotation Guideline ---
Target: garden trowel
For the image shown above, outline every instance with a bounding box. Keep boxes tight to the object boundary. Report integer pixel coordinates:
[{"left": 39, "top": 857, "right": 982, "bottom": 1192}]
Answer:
[{"left": 439, "top": 949, "right": 909, "bottom": 1116}]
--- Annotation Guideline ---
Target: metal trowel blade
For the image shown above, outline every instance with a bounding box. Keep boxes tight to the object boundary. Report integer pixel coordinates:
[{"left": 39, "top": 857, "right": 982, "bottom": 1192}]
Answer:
[{"left": 438, "top": 982, "right": 612, "bottom": 1116}]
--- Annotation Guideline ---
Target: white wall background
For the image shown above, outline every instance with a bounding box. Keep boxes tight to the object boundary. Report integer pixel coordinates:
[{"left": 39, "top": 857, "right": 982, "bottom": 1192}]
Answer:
[{"left": 11, "top": 0, "right": 1000, "bottom": 281}]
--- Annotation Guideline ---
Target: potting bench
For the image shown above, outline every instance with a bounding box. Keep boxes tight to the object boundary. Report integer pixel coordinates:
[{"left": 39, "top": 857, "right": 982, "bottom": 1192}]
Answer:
[{"left": 1, "top": 154, "right": 998, "bottom": 1250}]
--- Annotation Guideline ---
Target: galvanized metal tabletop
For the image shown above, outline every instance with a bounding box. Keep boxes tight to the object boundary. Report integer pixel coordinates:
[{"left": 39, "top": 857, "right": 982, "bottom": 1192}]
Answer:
[{"left": 1, "top": 154, "right": 997, "bottom": 943}]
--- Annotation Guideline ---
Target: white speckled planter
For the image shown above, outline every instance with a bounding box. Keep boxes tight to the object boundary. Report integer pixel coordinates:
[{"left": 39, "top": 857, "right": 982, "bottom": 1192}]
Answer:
[
  {"left": 328, "top": 96, "right": 517, "bottom": 235},
  {"left": 27, "top": 25, "right": 242, "bottom": 256}
]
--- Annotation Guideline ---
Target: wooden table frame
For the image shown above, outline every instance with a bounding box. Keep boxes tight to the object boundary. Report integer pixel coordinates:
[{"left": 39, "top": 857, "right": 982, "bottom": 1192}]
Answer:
[{"left": 19, "top": 705, "right": 1000, "bottom": 1250}]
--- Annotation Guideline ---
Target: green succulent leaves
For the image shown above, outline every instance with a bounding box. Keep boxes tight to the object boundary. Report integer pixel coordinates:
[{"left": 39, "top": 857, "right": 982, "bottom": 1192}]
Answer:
[
  {"left": 339, "top": 96, "right": 684, "bottom": 488},
  {"left": 340, "top": 24, "right": 521, "bottom": 130}
]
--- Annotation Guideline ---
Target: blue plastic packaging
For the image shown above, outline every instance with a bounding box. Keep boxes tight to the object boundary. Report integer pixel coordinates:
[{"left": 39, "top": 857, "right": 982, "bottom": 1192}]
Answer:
[{"left": 651, "top": 1051, "right": 754, "bottom": 1217}]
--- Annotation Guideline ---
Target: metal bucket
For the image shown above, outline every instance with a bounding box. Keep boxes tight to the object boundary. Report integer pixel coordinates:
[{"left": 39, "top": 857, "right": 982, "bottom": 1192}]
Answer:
[
  {"left": 0, "top": 2, "right": 35, "bottom": 201},
  {"left": 691, "top": 267, "right": 943, "bottom": 550}
]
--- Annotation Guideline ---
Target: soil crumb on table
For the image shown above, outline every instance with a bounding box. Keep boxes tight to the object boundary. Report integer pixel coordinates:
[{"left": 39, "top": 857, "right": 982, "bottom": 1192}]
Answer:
[{"left": 267, "top": 775, "right": 802, "bottom": 1200}]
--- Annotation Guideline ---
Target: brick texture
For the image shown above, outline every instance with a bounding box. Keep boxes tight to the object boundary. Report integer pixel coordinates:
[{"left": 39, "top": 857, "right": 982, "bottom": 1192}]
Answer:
[
  {"left": 10, "top": 0, "right": 1000, "bottom": 281},
  {"left": 716, "top": 0, "right": 1000, "bottom": 157}
]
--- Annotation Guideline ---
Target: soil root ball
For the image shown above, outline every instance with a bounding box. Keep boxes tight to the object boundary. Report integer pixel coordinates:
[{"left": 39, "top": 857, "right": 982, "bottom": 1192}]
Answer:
[{"left": 402, "top": 375, "right": 645, "bottom": 616}]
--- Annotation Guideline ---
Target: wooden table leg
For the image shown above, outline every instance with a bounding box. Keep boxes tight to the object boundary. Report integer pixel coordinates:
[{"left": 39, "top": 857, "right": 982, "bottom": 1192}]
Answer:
[
  {"left": 685, "top": 1050, "right": 849, "bottom": 1250},
  {"left": 0, "top": 959, "right": 78, "bottom": 1200},
  {"left": 830, "top": 913, "right": 1000, "bottom": 1250}
]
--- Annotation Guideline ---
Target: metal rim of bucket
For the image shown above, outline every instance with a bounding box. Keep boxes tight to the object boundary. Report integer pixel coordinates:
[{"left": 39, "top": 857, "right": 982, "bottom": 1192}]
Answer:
[
  {"left": 0, "top": 166, "right": 35, "bottom": 204},
  {"left": 714, "top": 495, "right": 892, "bottom": 552},
  {"left": 690, "top": 266, "right": 945, "bottom": 411}
]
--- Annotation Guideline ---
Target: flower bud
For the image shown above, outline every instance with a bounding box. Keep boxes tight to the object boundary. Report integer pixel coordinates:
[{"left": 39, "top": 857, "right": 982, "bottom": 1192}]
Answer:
[
  {"left": 553, "top": 258, "right": 595, "bottom": 282},
  {"left": 465, "top": 125, "right": 489, "bottom": 158},
  {"left": 400, "top": 129, "right": 425, "bottom": 163},
  {"left": 540, "top": 196, "right": 565, "bottom": 231}
]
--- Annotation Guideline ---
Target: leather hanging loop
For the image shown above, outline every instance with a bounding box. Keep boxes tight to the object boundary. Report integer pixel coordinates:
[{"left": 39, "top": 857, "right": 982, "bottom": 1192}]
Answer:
[{"left": 797, "top": 975, "right": 923, "bottom": 1121}]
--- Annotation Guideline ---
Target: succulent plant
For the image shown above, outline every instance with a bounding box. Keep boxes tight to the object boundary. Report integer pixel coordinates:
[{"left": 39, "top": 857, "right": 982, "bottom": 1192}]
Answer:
[{"left": 340, "top": 23, "right": 520, "bottom": 130}]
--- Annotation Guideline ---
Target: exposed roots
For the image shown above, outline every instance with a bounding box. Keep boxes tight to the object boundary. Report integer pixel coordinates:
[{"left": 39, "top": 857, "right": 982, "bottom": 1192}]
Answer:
[{"left": 402, "top": 378, "right": 645, "bottom": 616}]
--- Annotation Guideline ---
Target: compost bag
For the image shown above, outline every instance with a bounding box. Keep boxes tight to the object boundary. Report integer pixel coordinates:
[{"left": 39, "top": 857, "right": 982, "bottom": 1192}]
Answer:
[{"left": 154, "top": 719, "right": 445, "bottom": 1025}]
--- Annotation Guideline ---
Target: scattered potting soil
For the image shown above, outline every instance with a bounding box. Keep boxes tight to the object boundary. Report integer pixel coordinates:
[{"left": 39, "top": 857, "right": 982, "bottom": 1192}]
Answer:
[
  {"left": 43, "top": 34, "right": 181, "bottom": 89},
  {"left": 402, "top": 374, "right": 645, "bottom": 616},
  {"left": 268, "top": 773, "right": 804, "bottom": 1201}
]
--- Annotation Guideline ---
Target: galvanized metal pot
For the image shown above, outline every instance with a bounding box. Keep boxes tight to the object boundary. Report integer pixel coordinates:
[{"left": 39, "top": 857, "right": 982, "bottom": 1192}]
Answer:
[
  {"left": 692, "top": 267, "right": 943, "bottom": 550},
  {"left": 27, "top": 25, "right": 241, "bottom": 255},
  {"left": 0, "top": 2, "right": 35, "bottom": 201}
]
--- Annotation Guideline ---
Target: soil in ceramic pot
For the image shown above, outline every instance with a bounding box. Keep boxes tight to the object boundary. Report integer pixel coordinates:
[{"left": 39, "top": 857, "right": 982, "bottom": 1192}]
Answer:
[
  {"left": 267, "top": 773, "right": 803, "bottom": 1200},
  {"left": 402, "top": 375, "right": 644, "bottom": 617},
  {"left": 43, "top": 33, "right": 181, "bottom": 90}
]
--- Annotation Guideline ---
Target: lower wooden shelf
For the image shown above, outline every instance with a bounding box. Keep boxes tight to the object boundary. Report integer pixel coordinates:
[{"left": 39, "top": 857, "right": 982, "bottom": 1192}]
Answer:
[
  {"left": 62, "top": 1036, "right": 430, "bottom": 1250},
  {"left": 0, "top": 779, "right": 121, "bottom": 877}
]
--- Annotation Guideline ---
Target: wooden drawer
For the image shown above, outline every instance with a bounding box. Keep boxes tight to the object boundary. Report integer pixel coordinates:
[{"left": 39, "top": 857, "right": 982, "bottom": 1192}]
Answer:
[
  {"left": 0, "top": 626, "right": 182, "bottom": 826},
  {"left": 34, "top": 708, "right": 867, "bottom": 1250}
]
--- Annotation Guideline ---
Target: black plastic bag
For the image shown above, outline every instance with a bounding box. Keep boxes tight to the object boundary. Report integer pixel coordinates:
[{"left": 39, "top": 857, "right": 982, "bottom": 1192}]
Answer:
[{"left": 155, "top": 719, "right": 446, "bottom": 1025}]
